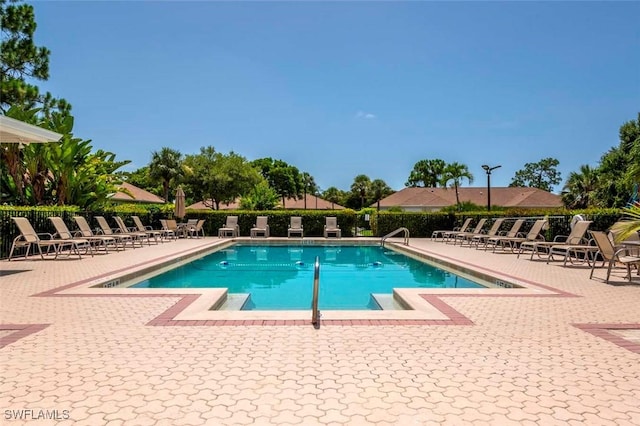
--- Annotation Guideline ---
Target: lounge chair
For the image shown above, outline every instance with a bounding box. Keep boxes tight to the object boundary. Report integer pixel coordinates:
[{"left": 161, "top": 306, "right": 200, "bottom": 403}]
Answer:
[
  {"left": 450, "top": 218, "right": 487, "bottom": 245},
  {"left": 187, "top": 219, "right": 206, "bottom": 238},
  {"left": 467, "top": 218, "right": 505, "bottom": 248},
  {"left": 519, "top": 220, "right": 592, "bottom": 261},
  {"left": 132, "top": 216, "right": 164, "bottom": 243},
  {"left": 589, "top": 230, "right": 640, "bottom": 283},
  {"left": 288, "top": 216, "right": 303, "bottom": 238},
  {"left": 324, "top": 217, "right": 341, "bottom": 238},
  {"left": 73, "top": 216, "right": 120, "bottom": 251},
  {"left": 489, "top": 219, "right": 547, "bottom": 253},
  {"left": 94, "top": 216, "right": 143, "bottom": 248},
  {"left": 218, "top": 216, "right": 239, "bottom": 238},
  {"left": 113, "top": 216, "right": 153, "bottom": 245},
  {"left": 432, "top": 218, "right": 473, "bottom": 241},
  {"left": 48, "top": 217, "right": 96, "bottom": 257},
  {"left": 250, "top": 216, "right": 269, "bottom": 238},
  {"left": 9, "top": 217, "right": 75, "bottom": 260},
  {"left": 483, "top": 219, "right": 525, "bottom": 251},
  {"left": 159, "top": 219, "right": 177, "bottom": 240}
]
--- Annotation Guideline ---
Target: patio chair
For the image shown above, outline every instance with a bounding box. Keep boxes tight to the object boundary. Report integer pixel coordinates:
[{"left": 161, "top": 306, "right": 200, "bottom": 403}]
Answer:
[
  {"left": 431, "top": 218, "right": 473, "bottom": 241},
  {"left": 48, "top": 217, "right": 96, "bottom": 257},
  {"left": 250, "top": 216, "right": 270, "bottom": 238},
  {"left": 131, "top": 216, "right": 164, "bottom": 243},
  {"left": 449, "top": 218, "right": 487, "bottom": 245},
  {"left": 467, "top": 218, "right": 505, "bottom": 248},
  {"left": 159, "top": 219, "right": 177, "bottom": 240},
  {"left": 218, "top": 216, "right": 239, "bottom": 238},
  {"left": 187, "top": 219, "right": 206, "bottom": 238},
  {"left": 73, "top": 216, "right": 120, "bottom": 251},
  {"left": 114, "top": 216, "right": 153, "bottom": 245},
  {"left": 483, "top": 219, "right": 525, "bottom": 251},
  {"left": 519, "top": 220, "right": 592, "bottom": 261},
  {"left": 589, "top": 230, "right": 640, "bottom": 284},
  {"left": 489, "top": 219, "right": 547, "bottom": 253},
  {"left": 94, "top": 216, "right": 143, "bottom": 248},
  {"left": 324, "top": 217, "right": 341, "bottom": 238},
  {"left": 9, "top": 217, "right": 75, "bottom": 260},
  {"left": 288, "top": 216, "right": 304, "bottom": 238}
]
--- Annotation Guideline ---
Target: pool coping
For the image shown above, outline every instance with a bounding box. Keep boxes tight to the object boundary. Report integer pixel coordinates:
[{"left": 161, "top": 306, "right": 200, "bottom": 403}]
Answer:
[{"left": 30, "top": 237, "right": 577, "bottom": 326}]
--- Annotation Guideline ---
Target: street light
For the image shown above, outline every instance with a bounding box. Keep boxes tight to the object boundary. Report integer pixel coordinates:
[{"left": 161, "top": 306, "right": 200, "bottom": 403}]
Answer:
[{"left": 481, "top": 164, "right": 502, "bottom": 211}]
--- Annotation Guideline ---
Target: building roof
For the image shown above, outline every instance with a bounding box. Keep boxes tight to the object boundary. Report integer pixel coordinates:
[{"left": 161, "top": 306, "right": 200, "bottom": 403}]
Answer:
[
  {"left": 110, "top": 182, "right": 165, "bottom": 204},
  {"left": 376, "top": 187, "right": 563, "bottom": 209},
  {"left": 187, "top": 194, "right": 344, "bottom": 210}
]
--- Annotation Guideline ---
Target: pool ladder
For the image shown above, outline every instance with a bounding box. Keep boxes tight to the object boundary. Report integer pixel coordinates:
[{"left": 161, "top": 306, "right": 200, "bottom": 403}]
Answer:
[
  {"left": 311, "top": 256, "right": 321, "bottom": 329},
  {"left": 381, "top": 227, "right": 410, "bottom": 248}
]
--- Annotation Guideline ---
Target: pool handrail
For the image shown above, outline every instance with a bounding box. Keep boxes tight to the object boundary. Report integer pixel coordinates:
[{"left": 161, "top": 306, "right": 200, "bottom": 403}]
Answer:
[
  {"left": 381, "top": 227, "right": 410, "bottom": 248},
  {"left": 311, "top": 256, "right": 320, "bottom": 329}
]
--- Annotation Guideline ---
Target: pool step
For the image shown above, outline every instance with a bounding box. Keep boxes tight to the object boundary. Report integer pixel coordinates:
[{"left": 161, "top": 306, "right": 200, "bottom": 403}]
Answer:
[
  {"left": 218, "top": 293, "right": 250, "bottom": 311},
  {"left": 371, "top": 294, "right": 405, "bottom": 310}
]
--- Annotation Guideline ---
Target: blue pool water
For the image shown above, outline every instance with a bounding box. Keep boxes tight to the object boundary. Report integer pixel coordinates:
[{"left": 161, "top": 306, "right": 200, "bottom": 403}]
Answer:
[{"left": 133, "top": 244, "right": 483, "bottom": 310}]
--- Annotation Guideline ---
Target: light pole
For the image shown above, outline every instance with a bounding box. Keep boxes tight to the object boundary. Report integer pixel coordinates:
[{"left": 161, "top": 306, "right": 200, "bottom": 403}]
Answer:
[{"left": 481, "top": 164, "right": 501, "bottom": 211}]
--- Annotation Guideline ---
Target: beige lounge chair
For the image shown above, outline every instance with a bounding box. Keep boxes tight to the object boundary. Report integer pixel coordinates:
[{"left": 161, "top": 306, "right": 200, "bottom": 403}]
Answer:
[
  {"left": 288, "top": 216, "right": 304, "bottom": 238},
  {"left": 467, "top": 218, "right": 505, "bottom": 248},
  {"left": 519, "top": 220, "right": 592, "bottom": 261},
  {"left": 484, "top": 219, "right": 525, "bottom": 251},
  {"left": 114, "top": 216, "right": 152, "bottom": 245},
  {"left": 159, "top": 219, "right": 177, "bottom": 240},
  {"left": 324, "top": 217, "right": 341, "bottom": 238},
  {"left": 95, "top": 216, "right": 143, "bottom": 248},
  {"left": 432, "top": 218, "right": 473, "bottom": 241},
  {"left": 132, "top": 216, "right": 164, "bottom": 243},
  {"left": 589, "top": 230, "right": 640, "bottom": 283},
  {"left": 250, "top": 216, "right": 269, "bottom": 238},
  {"left": 450, "top": 218, "right": 487, "bottom": 245},
  {"left": 9, "top": 217, "right": 75, "bottom": 260},
  {"left": 48, "top": 217, "right": 95, "bottom": 257},
  {"left": 490, "top": 219, "right": 547, "bottom": 253},
  {"left": 218, "top": 216, "right": 239, "bottom": 238},
  {"left": 187, "top": 219, "right": 206, "bottom": 238},
  {"left": 73, "top": 216, "right": 120, "bottom": 251}
]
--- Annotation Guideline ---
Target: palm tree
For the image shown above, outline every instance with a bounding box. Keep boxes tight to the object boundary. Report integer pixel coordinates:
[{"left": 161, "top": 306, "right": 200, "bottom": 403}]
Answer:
[
  {"left": 405, "top": 158, "right": 447, "bottom": 187},
  {"left": 323, "top": 187, "right": 342, "bottom": 209},
  {"left": 149, "top": 147, "right": 182, "bottom": 203},
  {"left": 561, "top": 164, "right": 598, "bottom": 209},
  {"left": 301, "top": 172, "right": 317, "bottom": 209},
  {"left": 351, "top": 174, "right": 371, "bottom": 209},
  {"left": 370, "top": 179, "right": 393, "bottom": 211},
  {"left": 440, "top": 162, "right": 474, "bottom": 210}
]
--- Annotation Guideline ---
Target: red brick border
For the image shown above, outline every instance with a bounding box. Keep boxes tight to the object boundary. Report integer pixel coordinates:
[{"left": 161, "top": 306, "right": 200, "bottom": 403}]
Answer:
[
  {"left": 0, "top": 324, "right": 50, "bottom": 349},
  {"left": 573, "top": 323, "right": 640, "bottom": 354}
]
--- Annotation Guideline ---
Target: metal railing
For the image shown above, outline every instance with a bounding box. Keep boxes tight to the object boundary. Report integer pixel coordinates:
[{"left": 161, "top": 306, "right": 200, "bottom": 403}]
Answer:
[
  {"left": 311, "top": 256, "right": 320, "bottom": 329},
  {"left": 381, "top": 227, "right": 410, "bottom": 248}
]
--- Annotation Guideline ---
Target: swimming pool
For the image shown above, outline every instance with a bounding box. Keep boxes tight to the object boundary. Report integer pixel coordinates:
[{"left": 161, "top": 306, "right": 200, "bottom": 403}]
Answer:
[{"left": 132, "top": 244, "right": 484, "bottom": 310}]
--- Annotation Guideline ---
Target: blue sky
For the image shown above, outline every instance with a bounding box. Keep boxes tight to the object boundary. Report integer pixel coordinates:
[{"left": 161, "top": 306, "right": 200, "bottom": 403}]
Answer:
[{"left": 32, "top": 1, "right": 639, "bottom": 193}]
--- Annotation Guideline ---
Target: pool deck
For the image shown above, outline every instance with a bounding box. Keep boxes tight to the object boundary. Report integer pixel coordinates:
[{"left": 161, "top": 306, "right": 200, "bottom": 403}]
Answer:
[{"left": 1, "top": 236, "right": 639, "bottom": 425}]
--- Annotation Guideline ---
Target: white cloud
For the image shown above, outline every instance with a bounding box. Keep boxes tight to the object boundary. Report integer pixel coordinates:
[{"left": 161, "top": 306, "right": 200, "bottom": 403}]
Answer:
[{"left": 356, "top": 111, "right": 376, "bottom": 120}]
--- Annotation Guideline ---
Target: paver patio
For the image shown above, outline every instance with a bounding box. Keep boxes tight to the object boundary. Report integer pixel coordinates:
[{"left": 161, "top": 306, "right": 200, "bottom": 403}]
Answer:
[{"left": 1, "top": 237, "right": 639, "bottom": 425}]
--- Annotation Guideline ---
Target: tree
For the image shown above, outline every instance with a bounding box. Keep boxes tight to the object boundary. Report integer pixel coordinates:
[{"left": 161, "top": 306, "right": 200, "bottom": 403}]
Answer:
[
  {"left": 440, "top": 162, "right": 473, "bottom": 210},
  {"left": 184, "top": 146, "right": 261, "bottom": 210},
  {"left": 301, "top": 172, "right": 317, "bottom": 209},
  {"left": 561, "top": 164, "right": 599, "bottom": 209},
  {"left": 369, "top": 179, "right": 394, "bottom": 211},
  {"left": 239, "top": 180, "right": 280, "bottom": 210},
  {"left": 509, "top": 157, "right": 561, "bottom": 192},
  {"left": 149, "top": 147, "right": 182, "bottom": 203},
  {"left": 0, "top": 0, "right": 69, "bottom": 113},
  {"left": 322, "top": 187, "right": 342, "bottom": 209},
  {"left": 252, "top": 158, "right": 303, "bottom": 206},
  {"left": 350, "top": 174, "right": 371, "bottom": 209},
  {"left": 405, "top": 159, "right": 446, "bottom": 187}
]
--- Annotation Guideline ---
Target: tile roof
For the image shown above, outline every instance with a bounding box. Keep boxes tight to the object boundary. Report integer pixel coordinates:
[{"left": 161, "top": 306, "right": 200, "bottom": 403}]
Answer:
[
  {"left": 110, "top": 182, "right": 165, "bottom": 204},
  {"left": 187, "top": 194, "right": 344, "bottom": 210},
  {"left": 377, "top": 186, "right": 562, "bottom": 209}
]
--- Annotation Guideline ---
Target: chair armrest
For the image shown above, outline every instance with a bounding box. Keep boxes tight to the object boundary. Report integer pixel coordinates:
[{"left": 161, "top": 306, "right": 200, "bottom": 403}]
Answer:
[
  {"left": 37, "top": 232, "right": 55, "bottom": 240},
  {"left": 553, "top": 235, "right": 568, "bottom": 243}
]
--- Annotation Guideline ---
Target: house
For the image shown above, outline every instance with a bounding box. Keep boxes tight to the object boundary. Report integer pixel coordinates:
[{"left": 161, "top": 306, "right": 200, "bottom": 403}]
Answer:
[
  {"left": 109, "top": 182, "right": 165, "bottom": 204},
  {"left": 375, "top": 187, "right": 563, "bottom": 212},
  {"left": 187, "top": 194, "right": 344, "bottom": 210}
]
